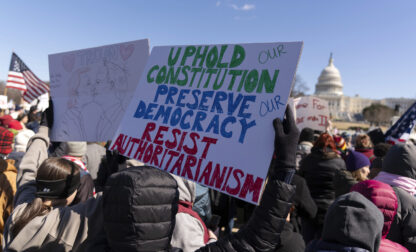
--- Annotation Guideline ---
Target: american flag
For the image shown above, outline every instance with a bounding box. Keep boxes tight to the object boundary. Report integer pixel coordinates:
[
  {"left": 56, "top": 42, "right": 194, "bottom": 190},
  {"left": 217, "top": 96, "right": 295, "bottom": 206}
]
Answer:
[
  {"left": 6, "top": 53, "right": 49, "bottom": 103},
  {"left": 385, "top": 101, "right": 416, "bottom": 144}
]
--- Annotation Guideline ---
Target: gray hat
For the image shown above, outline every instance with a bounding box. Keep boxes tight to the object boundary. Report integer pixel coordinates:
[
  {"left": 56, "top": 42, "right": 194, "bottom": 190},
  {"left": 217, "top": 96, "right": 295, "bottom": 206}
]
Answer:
[{"left": 66, "top": 141, "right": 87, "bottom": 157}]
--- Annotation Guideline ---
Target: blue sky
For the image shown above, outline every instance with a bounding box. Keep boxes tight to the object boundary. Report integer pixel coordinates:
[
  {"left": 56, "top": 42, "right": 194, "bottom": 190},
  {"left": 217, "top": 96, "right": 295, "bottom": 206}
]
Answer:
[{"left": 0, "top": 0, "right": 414, "bottom": 99}]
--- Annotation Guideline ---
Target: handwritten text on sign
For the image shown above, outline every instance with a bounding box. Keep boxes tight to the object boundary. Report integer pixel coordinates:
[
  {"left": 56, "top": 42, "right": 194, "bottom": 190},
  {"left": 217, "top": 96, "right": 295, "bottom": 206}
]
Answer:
[
  {"left": 290, "top": 96, "right": 329, "bottom": 132},
  {"left": 111, "top": 42, "right": 303, "bottom": 204}
]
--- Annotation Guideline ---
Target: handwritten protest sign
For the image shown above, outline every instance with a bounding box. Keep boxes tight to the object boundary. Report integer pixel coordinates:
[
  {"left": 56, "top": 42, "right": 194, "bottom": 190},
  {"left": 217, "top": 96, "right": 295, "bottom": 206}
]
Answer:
[
  {"left": 48, "top": 39, "right": 149, "bottom": 141},
  {"left": 111, "top": 42, "right": 303, "bottom": 204},
  {"left": 0, "top": 96, "right": 7, "bottom": 109},
  {"left": 290, "top": 96, "right": 329, "bottom": 131}
]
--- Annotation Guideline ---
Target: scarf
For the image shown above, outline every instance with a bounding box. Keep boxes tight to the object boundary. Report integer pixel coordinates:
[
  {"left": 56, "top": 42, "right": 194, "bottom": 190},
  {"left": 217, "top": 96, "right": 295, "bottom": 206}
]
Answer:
[{"left": 375, "top": 171, "right": 416, "bottom": 196}]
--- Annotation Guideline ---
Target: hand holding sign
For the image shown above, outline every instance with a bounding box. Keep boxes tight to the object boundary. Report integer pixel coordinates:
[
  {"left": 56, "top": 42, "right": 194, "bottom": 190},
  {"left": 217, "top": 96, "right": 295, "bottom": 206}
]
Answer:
[{"left": 271, "top": 104, "right": 299, "bottom": 182}]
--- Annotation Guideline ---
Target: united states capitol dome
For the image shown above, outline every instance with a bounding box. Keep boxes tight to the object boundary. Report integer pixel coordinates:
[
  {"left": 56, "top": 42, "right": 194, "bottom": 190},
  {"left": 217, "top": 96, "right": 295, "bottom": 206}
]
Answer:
[{"left": 314, "top": 53, "right": 343, "bottom": 96}]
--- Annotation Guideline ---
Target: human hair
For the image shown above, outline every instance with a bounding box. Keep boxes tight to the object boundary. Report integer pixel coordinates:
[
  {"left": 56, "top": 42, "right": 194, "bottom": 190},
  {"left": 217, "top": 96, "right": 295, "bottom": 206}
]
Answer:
[
  {"left": 313, "top": 133, "right": 337, "bottom": 152},
  {"left": 11, "top": 157, "right": 80, "bottom": 237},
  {"left": 355, "top": 134, "right": 373, "bottom": 149},
  {"left": 351, "top": 167, "right": 369, "bottom": 182}
]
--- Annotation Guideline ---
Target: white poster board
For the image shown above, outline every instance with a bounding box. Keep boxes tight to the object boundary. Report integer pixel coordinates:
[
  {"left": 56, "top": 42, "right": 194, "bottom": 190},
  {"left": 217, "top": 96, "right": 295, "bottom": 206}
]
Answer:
[
  {"left": 49, "top": 39, "right": 150, "bottom": 141},
  {"left": 0, "top": 96, "right": 8, "bottom": 109},
  {"left": 111, "top": 42, "right": 303, "bottom": 204},
  {"left": 290, "top": 96, "right": 329, "bottom": 131}
]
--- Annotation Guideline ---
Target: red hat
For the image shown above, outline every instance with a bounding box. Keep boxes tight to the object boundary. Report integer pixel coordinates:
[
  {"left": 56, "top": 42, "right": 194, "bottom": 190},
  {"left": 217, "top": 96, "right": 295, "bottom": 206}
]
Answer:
[
  {"left": 8, "top": 120, "right": 23, "bottom": 130},
  {"left": 0, "top": 115, "right": 13, "bottom": 127},
  {"left": 0, "top": 127, "right": 14, "bottom": 155}
]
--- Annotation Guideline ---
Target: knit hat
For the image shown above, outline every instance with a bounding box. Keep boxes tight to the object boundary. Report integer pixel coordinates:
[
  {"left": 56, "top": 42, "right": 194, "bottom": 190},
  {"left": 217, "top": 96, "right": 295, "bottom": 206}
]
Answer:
[
  {"left": 333, "top": 135, "right": 347, "bottom": 151},
  {"left": 66, "top": 142, "right": 87, "bottom": 157},
  {"left": 14, "top": 129, "right": 35, "bottom": 152},
  {"left": 7, "top": 119, "right": 23, "bottom": 130},
  {"left": 346, "top": 151, "right": 371, "bottom": 172},
  {"left": 299, "top": 127, "right": 315, "bottom": 143},
  {"left": 0, "top": 127, "right": 14, "bottom": 155},
  {"left": 0, "top": 115, "right": 13, "bottom": 127}
]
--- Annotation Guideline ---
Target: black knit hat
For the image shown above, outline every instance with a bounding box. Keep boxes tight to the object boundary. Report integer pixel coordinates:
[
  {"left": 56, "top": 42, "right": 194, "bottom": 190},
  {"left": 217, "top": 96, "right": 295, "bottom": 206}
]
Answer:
[{"left": 299, "top": 127, "right": 315, "bottom": 143}]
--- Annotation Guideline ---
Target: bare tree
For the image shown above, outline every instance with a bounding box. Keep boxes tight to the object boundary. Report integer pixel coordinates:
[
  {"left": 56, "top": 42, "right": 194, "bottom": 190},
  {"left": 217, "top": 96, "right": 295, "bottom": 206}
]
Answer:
[
  {"left": 290, "top": 74, "right": 310, "bottom": 97},
  {"left": 0, "top": 81, "right": 22, "bottom": 105}
]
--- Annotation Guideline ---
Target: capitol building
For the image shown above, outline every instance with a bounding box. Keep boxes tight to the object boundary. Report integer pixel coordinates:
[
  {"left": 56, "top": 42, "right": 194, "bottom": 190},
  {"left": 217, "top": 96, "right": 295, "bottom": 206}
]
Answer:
[{"left": 314, "top": 54, "right": 415, "bottom": 120}]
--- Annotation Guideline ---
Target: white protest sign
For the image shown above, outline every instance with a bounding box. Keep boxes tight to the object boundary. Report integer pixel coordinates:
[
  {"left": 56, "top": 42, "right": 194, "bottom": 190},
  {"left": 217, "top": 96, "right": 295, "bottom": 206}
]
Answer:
[
  {"left": 49, "top": 39, "right": 149, "bottom": 141},
  {"left": 0, "top": 96, "right": 8, "bottom": 109},
  {"left": 290, "top": 96, "right": 329, "bottom": 131},
  {"left": 111, "top": 42, "right": 303, "bottom": 204}
]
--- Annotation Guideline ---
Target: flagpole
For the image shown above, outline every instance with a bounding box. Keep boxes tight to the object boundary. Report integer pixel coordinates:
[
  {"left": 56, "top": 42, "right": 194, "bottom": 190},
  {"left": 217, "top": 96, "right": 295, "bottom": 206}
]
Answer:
[{"left": 4, "top": 50, "right": 13, "bottom": 97}]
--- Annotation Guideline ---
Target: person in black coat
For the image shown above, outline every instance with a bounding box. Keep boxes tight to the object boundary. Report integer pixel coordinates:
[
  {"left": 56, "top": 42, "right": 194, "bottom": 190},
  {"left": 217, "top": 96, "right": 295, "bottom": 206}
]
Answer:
[
  {"left": 298, "top": 132, "right": 346, "bottom": 243},
  {"left": 275, "top": 219, "right": 306, "bottom": 252},
  {"left": 197, "top": 105, "right": 299, "bottom": 252},
  {"left": 290, "top": 174, "right": 317, "bottom": 234}
]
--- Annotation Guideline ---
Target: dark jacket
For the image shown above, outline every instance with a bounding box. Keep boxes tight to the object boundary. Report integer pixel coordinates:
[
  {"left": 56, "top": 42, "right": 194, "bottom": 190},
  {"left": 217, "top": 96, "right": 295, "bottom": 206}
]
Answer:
[
  {"left": 290, "top": 174, "right": 317, "bottom": 233},
  {"left": 334, "top": 169, "right": 358, "bottom": 197},
  {"left": 306, "top": 192, "right": 384, "bottom": 252},
  {"left": 387, "top": 187, "right": 416, "bottom": 251},
  {"left": 299, "top": 148, "right": 346, "bottom": 225},
  {"left": 102, "top": 166, "right": 179, "bottom": 252},
  {"left": 197, "top": 179, "right": 296, "bottom": 252},
  {"left": 275, "top": 222, "right": 305, "bottom": 252}
]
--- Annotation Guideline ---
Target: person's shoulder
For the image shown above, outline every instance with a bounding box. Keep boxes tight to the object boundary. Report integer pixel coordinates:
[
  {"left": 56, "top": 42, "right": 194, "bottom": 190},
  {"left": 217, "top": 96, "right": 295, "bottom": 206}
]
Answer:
[{"left": 394, "top": 187, "right": 416, "bottom": 208}]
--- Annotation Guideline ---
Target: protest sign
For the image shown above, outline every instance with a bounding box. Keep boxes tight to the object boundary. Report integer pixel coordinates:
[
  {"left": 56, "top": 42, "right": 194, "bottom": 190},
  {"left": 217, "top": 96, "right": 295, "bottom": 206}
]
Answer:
[
  {"left": 0, "top": 96, "right": 8, "bottom": 109},
  {"left": 111, "top": 42, "right": 303, "bottom": 204},
  {"left": 290, "top": 96, "right": 329, "bottom": 131},
  {"left": 49, "top": 39, "right": 149, "bottom": 141}
]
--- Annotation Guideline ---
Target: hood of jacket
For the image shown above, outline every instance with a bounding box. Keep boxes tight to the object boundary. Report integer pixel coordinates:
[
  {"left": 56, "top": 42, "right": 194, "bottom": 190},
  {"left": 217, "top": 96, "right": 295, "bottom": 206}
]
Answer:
[
  {"left": 171, "top": 174, "right": 196, "bottom": 203},
  {"left": 350, "top": 180, "right": 398, "bottom": 239},
  {"left": 306, "top": 239, "right": 371, "bottom": 252},
  {"left": 382, "top": 143, "right": 416, "bottom": 179},
  {"left": 321, "top": 192, "right": 383, "bottom": 252}
]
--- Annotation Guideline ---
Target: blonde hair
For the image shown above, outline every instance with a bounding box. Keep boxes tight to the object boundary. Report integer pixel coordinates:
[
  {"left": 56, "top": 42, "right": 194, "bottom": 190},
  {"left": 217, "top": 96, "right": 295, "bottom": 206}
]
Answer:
[
  {"left": 355, "top": 134, "right": 373, "bottom": 149},
  {"left": 351, "top": 167, "right": 369, "bottom": 182}
]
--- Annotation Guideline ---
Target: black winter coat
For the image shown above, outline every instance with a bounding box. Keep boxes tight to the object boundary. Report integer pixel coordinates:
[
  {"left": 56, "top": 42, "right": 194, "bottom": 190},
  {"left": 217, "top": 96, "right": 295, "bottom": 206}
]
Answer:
[
  {"left": 102, "top": 166, "right": 179, "bottom": 252},
  {"left": 196, "top": 179, "right": 296, "bottom": 252},
  {"left": 290, "top": 174, "right": 317, "bottom": 233},
  {"left": 275, "top": 222, "right": 305, "bottom": 252},
  {"left": 299, "top": 148, "right": 346, "bottom": 225},
  {"left": 387, "top": 187, "right": 416, "bottom": 251}
]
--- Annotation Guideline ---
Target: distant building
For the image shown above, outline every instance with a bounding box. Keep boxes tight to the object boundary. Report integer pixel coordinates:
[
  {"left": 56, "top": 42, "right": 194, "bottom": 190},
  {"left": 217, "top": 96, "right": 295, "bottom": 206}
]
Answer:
[{"left": 314, "top": 54, "right": 415, "bottom": 120}]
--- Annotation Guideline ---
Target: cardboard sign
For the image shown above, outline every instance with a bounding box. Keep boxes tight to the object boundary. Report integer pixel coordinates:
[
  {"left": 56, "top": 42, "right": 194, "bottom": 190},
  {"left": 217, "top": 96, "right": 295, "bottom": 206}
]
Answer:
[
  {"left": 48, "top": 39, "right": 150, "bottom": 141},
  {"left": 0, "top": 96, "right": 8, "bottom": 109},
  {"left": 290, "top": 96, "right": 329, "bottom": 131},
  {"left": 111, "top": 42, "right": 303, "bottom": 204}
]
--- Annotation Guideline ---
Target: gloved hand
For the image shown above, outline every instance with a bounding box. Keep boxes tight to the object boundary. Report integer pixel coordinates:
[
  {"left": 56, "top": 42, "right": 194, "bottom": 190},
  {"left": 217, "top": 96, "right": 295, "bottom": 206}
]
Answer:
[
  {"left": 40, "top": 99, "right": 54, "bottom": 129},
  {"left": 95, "top": 149, "right": 127, "bottom": 191},
  {"left": 271, "top": 104, "right": 300, "bottom": 183}
]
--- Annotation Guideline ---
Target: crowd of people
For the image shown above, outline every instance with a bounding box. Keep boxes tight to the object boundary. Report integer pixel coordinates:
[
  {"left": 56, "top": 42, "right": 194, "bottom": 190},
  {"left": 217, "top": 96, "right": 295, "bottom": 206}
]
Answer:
[{"left": 0, "top": 101, "right": 413, "bottom": 252}]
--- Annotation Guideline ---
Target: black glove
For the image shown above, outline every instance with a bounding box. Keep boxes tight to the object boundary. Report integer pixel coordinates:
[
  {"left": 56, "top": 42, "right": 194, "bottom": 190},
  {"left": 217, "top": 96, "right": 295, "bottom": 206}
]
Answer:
[
  {"left": 271, "top": 104, "right": 300, "bottom": 183},
  {"left": 95, "top": 149, "right": 127, "bottom": 191},
  {"left": 40, "top": 99, "right": 54, "bottom": 129}
]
